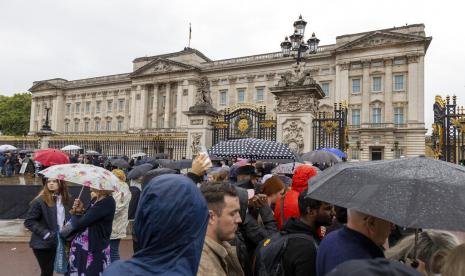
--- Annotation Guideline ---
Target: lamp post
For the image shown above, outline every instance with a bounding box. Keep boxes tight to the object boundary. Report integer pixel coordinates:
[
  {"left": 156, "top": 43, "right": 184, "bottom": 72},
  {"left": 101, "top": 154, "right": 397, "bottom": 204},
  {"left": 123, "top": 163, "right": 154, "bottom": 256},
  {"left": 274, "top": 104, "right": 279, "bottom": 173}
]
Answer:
[{"left": 280, "top": 15, "right": 320, "bottom": 64}]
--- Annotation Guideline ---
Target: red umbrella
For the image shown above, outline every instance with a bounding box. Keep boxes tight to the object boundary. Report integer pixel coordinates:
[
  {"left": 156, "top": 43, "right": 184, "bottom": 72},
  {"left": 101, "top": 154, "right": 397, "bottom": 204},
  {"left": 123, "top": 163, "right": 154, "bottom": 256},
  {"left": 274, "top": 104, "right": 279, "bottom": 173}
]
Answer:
[{"left": 34, "top": 149, "right": 70, "bottom": 167}]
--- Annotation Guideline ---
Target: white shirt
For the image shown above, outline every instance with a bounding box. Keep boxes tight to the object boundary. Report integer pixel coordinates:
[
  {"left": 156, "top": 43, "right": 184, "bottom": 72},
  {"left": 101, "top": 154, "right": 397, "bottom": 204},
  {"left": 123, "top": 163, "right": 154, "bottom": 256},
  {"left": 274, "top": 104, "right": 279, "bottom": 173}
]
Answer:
[{"left": 56, "top": 195, "right": 65, "bottom": 231}]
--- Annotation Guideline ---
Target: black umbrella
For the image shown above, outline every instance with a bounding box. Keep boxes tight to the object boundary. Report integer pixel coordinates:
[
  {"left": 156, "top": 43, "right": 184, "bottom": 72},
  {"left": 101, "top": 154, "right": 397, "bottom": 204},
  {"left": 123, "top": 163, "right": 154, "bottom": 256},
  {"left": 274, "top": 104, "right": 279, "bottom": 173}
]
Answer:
[
  {"left": 140, "top": 157, "right": 160, "bottom": 168},
  {"left": 127, "top": 163, "right": 153, "bottom": 180},
  {"left": 209, "top": 138, "right": 295, "bottom": 160},
  {"left": 111, "top": 158, "right": 130, "bottom": 169},
  {"left": 301, "top": 150, "right": 341, "bottom": 164},
  {"left": 154, "top": 153, "right": 169, "bottom": 159},
  {"left": 142, "top": 168, "right": 178, "bottom": 187},
  {"left": 307, "top": 156, "right": 465, "bottom": 231}
]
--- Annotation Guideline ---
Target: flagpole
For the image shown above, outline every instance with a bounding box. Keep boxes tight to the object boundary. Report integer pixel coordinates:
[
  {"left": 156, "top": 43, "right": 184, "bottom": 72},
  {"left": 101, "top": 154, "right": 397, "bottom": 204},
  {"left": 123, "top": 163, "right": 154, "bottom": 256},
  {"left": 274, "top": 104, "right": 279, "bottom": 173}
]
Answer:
[{"left": 188, "top": 23, "right": 191, "bottom": 48}]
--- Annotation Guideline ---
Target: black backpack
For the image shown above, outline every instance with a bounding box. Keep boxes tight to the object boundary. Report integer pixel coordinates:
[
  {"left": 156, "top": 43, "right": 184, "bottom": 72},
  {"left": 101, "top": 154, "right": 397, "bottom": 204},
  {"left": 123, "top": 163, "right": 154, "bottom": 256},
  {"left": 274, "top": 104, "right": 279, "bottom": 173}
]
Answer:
[{"left": 253, "top": 231, "right": 316, "bottom": 276}]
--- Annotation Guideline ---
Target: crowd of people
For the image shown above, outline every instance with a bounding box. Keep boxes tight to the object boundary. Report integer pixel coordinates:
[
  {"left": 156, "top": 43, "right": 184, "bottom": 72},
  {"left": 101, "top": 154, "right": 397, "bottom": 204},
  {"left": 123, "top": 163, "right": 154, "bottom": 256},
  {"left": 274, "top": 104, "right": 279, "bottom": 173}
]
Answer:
[{"left": 22, "top": 152, "right": 465, "bottom": 276}]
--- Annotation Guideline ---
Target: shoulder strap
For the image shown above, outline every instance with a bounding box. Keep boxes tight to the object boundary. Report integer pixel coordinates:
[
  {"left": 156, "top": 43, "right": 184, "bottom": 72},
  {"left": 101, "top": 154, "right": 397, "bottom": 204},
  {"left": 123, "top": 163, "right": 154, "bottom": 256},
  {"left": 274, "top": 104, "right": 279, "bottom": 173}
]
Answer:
[
  {"left": 286, "top": 232, "right": 319, "bottom": 250},
  {"left": 280, "top": 192, "right": 287, "bottom": 226}
]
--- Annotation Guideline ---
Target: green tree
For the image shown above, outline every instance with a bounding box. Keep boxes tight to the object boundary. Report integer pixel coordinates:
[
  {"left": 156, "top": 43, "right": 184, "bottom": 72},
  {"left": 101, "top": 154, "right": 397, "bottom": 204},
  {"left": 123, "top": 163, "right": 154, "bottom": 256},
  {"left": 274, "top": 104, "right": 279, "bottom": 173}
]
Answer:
[{"left": 0, "top": 93, "right": 32, "bottom": 135}]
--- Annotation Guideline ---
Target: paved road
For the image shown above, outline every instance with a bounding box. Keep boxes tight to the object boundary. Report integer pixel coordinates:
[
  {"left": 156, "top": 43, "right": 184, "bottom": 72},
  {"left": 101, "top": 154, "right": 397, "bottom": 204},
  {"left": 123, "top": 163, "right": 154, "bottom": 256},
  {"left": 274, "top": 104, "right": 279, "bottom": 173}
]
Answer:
[{"left": 0, "top": 240, "right": 133, "bottom": 276}]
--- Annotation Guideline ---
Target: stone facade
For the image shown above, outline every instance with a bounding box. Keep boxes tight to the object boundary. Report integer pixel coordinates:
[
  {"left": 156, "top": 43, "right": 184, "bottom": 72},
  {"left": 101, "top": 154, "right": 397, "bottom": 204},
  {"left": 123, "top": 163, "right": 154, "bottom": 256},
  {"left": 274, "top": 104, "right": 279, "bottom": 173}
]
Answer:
[{"left": 28, "top": 24, "right": 431, "bottom": 160}]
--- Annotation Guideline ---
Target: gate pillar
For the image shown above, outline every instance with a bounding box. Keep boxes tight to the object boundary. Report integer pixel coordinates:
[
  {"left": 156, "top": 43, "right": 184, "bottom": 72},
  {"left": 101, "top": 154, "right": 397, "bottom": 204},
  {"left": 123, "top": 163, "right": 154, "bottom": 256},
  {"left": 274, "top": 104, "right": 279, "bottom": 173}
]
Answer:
[
  {"left": 270, "top": 67, "right": 324, "bottom": 154},
  {"left": 184, "top": 103, "right": 219, "bottom": 159}
]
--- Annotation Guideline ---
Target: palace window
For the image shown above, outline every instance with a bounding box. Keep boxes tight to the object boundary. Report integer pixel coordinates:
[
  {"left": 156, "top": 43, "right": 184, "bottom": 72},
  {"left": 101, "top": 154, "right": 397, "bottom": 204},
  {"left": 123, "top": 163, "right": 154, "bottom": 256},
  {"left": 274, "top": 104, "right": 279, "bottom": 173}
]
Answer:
[
  {"left": 119, "top": 99, "right": 124, "bottom": 112},
  {"left": 106, "top": 121, "right": 112, "bottom": 131},
  {"left": 372, "top": 108, "right": 382, "bottom": 123},
  {"left": 352, "top": 109, "right": 360, "bottom": 127},
  {"left": 66, "top": 104, "right": 71, "bottom": 115},
  {"left": 74, "top": 121, "right": 79, "bottom": 132},
  {"left": 95, "top": 121, "right": 100, "bottom": 131},
  {"left": 372, "top": 77, "right": 382, "bottom": 92},
  {"left": 96, "top": 101, "right": 101, "bottom": 113},
  {"left": 107, "top": 100, "right": 113, "bottom": 112},
  {"left": 84, "top": 121, "right": 89, "bottom": 132},
  {"left": 321, "top": 82, "right": 330, "bottom": 97},
  {"left": 219, "top": 90, "right": 227, "bottom": 105},
  {"left": 237, "top": 89, "right": 245, "bottom": 103},
  {"left": 117, "top": 120, "right": 123, "bottom": 131},
  {"left": 256, "top": 87, "right": 264, "bottom": 103},
  {"left": 75, "top": 102, "right": 81, "bottom": 114},
  {"left": 85, "top": 102, "right": 91, "bottom": 113},
  {"left": 352, "top": 79, "right": 361, "bottom": 94},
  {"left": 394, "top": 75, "right": 404, "bottom": 91},
  {"left": 65, "top": 123, "right": 69, "bottom": 133},
  {"left": 394, "top": 107, "right": 404, "bottom": 125}
]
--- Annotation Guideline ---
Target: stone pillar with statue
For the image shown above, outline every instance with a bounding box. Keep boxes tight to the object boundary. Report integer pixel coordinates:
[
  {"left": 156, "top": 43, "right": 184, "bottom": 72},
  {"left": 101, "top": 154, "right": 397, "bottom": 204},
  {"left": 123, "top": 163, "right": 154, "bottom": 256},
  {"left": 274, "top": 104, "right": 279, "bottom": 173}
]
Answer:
[
  {"left": 270, "top": 63, "right": 325, "bottom": 154},
  {"left": 184, "top": 76, "right": 219, "bottom": 158}
]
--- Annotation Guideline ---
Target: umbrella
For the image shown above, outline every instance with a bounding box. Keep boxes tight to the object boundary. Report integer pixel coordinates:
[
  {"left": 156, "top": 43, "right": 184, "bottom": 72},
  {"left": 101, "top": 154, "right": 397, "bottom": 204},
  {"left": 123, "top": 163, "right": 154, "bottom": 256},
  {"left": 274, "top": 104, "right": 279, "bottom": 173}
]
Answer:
[
  {"left": 61, "top": 145, "right": 82, "bottom": 151},
  {"left": 301, "top": 150, "right": 341, "bottom": 164},
  {"left": 272, "top": 162, "right": 304, "bottom": 175},
  {"left": 209, "top": 138, "right": 295, "bottom": 160},
  {"left": 86, "top": 150, "right": 100, "bottom": 156},
  {"left": 319, "top": 148, "right": 347, "bottom": 159},
  {"left": 111, "top": 158, "right": 130, "bottom": 169},
  {"left": 154, "top": 153, "right": 169, "bottom": 159},
  {"left": 39, "top": 164, "right": 120, "bottom": 192},
  {"left": 127, "top": 163, "right": 154, "bottom": 180},
  {"left": 131, "top": 152, "right": 147, "bottom": 158},
  {"left": 0, "top": 144, "right": 17, "bottom": 152},
  {"left": 166, "top": 160, "right": 192, "bottom": 170},
  {"left": 142, "top": 168, "right": 178, "bottom": 187},
  {"left": 34, "top": 149, "right": 70, "bottom": 167},
  {"left": 307, "top": 156, "right": 465, "bottom": 231},
  {"left": 19, "top": 149, "right": 35, "bottom": 154},
  {"left": 140, "top": 157, "right": 159, "bottom": 168}
]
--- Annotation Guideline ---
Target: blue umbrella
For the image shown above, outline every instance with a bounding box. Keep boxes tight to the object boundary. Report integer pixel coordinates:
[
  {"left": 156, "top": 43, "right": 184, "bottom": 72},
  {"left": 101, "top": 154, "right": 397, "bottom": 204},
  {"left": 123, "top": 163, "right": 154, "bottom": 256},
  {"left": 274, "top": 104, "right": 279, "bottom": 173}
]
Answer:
[{"left": 319, "top": 148, "right": 347, "bottom": 159}]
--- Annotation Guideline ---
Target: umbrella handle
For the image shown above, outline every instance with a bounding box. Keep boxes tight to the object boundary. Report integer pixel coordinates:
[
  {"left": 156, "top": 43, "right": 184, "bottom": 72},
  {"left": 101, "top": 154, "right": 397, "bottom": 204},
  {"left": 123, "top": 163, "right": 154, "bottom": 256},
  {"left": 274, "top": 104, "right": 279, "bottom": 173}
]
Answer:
[{"left": 77, "top": 185, "right": 85, "bottom": 200}]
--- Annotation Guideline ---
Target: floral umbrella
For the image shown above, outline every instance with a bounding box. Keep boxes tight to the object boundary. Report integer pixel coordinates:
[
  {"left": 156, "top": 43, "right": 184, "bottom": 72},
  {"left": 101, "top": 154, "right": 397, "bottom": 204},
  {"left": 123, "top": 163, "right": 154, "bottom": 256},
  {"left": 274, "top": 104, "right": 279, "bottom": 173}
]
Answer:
[{"left": 39, "top": 164, "right": 120, "bottom": 192}]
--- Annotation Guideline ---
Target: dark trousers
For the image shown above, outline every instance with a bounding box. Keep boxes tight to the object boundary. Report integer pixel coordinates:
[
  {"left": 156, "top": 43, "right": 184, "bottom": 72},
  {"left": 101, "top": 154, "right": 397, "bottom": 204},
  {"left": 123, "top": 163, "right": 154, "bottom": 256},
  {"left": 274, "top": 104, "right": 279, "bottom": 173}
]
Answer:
[
  {"left": 32, "top": 248, "right": 56, "bottom": 276},
  {"left": 109, "top": 239, "right": 121, "bottom": 263}
]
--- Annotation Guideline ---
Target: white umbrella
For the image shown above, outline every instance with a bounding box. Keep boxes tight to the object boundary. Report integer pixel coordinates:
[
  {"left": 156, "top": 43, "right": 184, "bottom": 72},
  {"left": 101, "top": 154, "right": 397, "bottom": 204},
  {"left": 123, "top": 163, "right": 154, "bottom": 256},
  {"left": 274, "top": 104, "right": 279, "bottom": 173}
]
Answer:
[
  {"left": 0, "top": 144, "right": 17, "bottom": 151},
  {"left": 131, "top": 152, "right": 147, "bottom": 158},
  {"left": 61, "top": 145, "right": 82, "bottom": 151}
]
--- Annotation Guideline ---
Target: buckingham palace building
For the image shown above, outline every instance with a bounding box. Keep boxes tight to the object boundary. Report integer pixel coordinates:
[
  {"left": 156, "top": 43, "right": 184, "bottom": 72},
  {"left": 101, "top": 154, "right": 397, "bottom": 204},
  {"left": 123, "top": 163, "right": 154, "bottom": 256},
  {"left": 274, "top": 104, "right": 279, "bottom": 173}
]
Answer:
[{"left": 28, "top": 22, "right": 431, "bottom": 161}]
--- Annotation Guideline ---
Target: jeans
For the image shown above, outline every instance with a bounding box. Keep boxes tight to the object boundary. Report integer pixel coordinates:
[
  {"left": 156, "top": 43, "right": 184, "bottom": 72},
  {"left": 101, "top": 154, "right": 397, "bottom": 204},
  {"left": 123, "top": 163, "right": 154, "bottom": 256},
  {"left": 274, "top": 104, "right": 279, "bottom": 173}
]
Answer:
[
  {"left": 109, "top": 239, "right": 121, "bottom": 263},
  {"left": 32, "top": 248, "right": 56, "bottom": 276}
]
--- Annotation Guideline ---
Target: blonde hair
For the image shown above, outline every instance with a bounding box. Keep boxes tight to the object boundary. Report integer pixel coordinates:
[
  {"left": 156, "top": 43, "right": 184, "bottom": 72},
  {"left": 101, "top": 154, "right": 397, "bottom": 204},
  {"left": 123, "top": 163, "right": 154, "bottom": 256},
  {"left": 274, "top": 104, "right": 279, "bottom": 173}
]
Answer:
[
  {"left": 441, "top": 243, "right": 465, "bottom": 276},
  {"left": 386, "top": 230, "right": 459, "bottom": 275}
]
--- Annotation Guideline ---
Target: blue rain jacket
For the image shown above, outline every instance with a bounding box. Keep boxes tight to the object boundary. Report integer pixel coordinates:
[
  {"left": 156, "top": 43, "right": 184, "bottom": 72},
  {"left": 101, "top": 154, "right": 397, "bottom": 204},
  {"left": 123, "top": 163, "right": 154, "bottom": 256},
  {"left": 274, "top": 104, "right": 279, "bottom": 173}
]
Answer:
[{"left": 104, "top": 174, "right": 209, "bottom": 276}]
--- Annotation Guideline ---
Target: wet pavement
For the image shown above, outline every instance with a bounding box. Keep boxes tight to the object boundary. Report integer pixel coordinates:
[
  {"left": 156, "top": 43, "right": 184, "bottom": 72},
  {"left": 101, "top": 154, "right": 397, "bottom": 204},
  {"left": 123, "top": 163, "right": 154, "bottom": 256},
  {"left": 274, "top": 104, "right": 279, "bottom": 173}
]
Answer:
[
  {"left": 0, "top": 175, "right": 41, "bottom": 185},
  {"left": 0, "top": 239, "right": 134, "bottom": 275}
]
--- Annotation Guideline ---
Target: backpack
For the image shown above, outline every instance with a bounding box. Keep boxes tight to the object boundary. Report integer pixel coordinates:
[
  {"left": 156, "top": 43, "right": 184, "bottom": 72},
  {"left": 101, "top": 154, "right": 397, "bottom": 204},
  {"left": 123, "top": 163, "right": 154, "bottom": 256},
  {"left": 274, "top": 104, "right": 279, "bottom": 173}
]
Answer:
[{"left": 253, "top": 231, "right": 317, "bottom": 276}]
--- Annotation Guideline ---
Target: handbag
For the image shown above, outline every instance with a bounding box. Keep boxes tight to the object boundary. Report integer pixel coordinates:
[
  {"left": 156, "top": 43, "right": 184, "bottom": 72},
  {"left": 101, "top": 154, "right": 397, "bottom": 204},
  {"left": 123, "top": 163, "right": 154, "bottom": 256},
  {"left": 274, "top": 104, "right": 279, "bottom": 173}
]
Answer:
[
  {"left": 59, "top": 221, "right": 78, "bottom": 242},
  {"left": 53, "top": 235, "right": 68, "bottom": 274}
]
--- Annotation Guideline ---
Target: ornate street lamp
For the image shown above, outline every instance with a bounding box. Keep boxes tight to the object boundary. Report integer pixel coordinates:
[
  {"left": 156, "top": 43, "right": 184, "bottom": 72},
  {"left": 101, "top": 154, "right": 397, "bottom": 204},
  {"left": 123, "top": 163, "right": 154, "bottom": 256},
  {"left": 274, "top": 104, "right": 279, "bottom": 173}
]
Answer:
[{"left": 280, "top": 15, "right": 320, "bottom": 64}]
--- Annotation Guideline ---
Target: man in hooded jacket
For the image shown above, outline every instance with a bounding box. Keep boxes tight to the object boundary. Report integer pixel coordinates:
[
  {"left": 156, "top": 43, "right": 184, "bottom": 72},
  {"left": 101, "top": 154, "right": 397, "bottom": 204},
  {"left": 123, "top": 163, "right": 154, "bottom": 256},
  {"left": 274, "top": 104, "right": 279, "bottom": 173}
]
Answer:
[
  {"left": 274, "top": 165, "right": 318, "bottom": 229},
  {"left": 232, "top": 186, "right": 278, "bottom": 276},
  {"left": 103, "top": 174, "right": 209, "bottom": 276}
]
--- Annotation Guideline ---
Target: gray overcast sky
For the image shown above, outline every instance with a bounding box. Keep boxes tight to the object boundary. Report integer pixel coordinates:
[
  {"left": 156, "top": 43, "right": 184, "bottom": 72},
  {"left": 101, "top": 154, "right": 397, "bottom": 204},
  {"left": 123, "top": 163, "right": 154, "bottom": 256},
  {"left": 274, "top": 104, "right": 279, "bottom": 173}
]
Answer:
[{"left": 1, "top": 0, "right": 464, "bottom": 132}]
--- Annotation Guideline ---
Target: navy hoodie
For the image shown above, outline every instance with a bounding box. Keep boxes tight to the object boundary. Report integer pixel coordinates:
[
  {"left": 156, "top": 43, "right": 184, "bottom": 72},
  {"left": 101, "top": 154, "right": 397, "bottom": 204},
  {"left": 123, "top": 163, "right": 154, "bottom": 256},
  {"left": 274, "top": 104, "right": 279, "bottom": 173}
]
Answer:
[{"left": 104, "top": 174, "right": 209, "bottom": 276}]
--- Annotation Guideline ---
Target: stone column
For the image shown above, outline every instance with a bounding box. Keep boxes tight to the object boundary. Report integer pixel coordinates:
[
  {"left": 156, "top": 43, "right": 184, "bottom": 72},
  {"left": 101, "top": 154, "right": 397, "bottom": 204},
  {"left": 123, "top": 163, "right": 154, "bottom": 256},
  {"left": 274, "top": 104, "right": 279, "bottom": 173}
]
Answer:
[
  {"left": 151, "top": 83, "right": 159, "bottom": 128},
  {"left": 138, "top": 84, "right": 149, "bottom": 129},
  {"left": 184, "top": 105, "right": 219, "bottom": 159},
  {"left": 336, "top": 62, "right": 349, "bottom": 104},
  {"left": 176, "top": 82, "right": 183, "bottom": 128},
  {"left": 228, "top": 76, "right": 237, "bottom": 105},
  {"left": 29, "top": 98, "right": 37, "bottom": 133},
  {"left": 51, "top": 91, "right": 64, "bottom": 132},
  {"left": 164, "top": 82, "right": 171, "bottom": 128},
  {"left": 407, "top": 55, "right": 419, "bottom": 124},
  {"left": 417, "top": 55, "right": 425, "bottom": 126},
  {"left": 384, "top": 58, "right": 393, "bottom": 124},
  {"left": 247, "top": 75, "right": 256, "bottom": 103},
  {"left": 129, "top": 85, "right": 137, "bottom": 130},
  {"left": 270, "top": 82, "right": 325, "bottom": 154},
  {"left": 361, "top": 61, "right": 371, "bottom": 124}
]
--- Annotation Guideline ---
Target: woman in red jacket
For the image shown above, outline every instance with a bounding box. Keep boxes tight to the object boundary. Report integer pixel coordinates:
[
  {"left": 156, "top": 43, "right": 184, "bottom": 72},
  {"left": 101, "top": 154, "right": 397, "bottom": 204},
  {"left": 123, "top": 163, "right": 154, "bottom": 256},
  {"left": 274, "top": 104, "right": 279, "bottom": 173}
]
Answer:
[{"left": 274, "top": 164, "right": 318, "bottom": 229}]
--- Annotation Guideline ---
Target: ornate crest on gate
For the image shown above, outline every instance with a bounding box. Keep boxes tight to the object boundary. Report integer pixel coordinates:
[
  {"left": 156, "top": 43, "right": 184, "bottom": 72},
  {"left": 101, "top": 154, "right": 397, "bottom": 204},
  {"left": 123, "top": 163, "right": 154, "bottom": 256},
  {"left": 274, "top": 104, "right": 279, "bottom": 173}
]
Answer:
[{"left": 234, "top": 113, "right": 252, "bottom": 136}]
